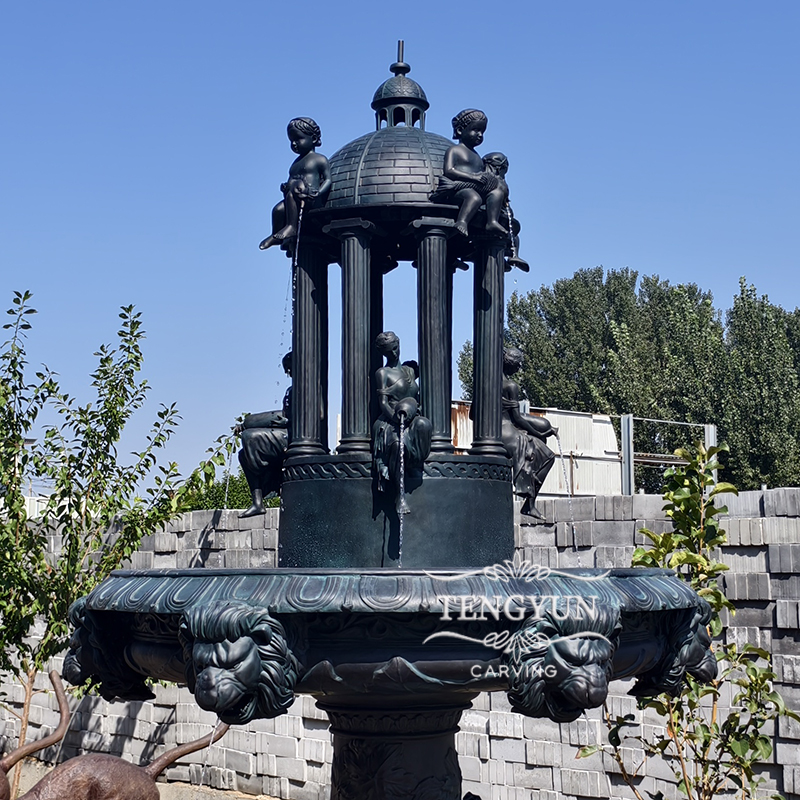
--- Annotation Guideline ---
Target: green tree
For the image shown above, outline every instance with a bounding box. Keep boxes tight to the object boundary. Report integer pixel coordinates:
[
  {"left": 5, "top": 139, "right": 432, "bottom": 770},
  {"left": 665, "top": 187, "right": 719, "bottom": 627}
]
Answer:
[
  {"left": 0, "top": 292, "right": 233, "bottom": 797},
  {"left": 721, "top": 280, "right": 800, "bottom": 489},
  {"left": 182, "top": 466, "right": 280, "bottom": 511},
  {"left": 458, "top": 269, "right": 800, "bottom": 490}
]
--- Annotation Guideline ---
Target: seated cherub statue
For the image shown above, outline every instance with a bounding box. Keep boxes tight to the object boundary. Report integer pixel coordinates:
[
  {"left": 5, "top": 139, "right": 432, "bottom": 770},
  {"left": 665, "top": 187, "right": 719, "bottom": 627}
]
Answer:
[
  {"left": 430, "top": 109, "right": 508, "bottom": 237},
  {"left": 259, "top": 117, "right": 331, "bottom": 251},
  {"left": 482, "top": 152, "right": 530, "bottom": 272}
]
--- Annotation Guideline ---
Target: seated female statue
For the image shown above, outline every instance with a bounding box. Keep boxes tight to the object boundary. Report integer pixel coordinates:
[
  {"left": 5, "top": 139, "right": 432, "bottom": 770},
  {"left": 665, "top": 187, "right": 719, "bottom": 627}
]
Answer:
[
  {"left": 235, "top": 352, "right": 292, "bottom": 517},
  {"left": 501, "top": 347, "right": 557, "bottom": 519},
  {"left": 372, "top": 332, "right": 432, "bottom": 514}
]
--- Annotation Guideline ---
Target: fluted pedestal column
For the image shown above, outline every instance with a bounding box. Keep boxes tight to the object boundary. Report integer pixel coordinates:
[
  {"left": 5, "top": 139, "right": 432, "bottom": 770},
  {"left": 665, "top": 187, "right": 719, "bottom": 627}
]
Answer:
[
  {"left": 287, "top": 243, "right": 328, "bottom": 458},
  {"left": 321, "top": 702, "right": 469, "bottom": 800},
  {"left": 470, "top": 237, "right": 507, "bottom": 457},
  {"left": 414, "top": 220, "right": 455, "bottom": 453},
  {"left": 325, "top": 219, "right": 376, "bottom": 454}
]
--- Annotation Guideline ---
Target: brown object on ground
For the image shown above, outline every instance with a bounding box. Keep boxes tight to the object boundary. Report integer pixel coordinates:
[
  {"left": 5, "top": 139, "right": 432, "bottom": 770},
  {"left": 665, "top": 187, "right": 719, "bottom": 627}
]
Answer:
[{"left": 0, "top": 671, "right": 229, "bottom": 800}]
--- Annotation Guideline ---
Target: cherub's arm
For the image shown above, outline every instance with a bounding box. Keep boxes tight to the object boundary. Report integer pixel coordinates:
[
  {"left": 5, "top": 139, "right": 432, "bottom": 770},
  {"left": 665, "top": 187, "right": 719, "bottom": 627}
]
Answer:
[
  {"left": 315, "top": 155, "right": 332, "bottom": 198},
  {"left": 443, "top": 146, "right": 485, "bottom": 185}
]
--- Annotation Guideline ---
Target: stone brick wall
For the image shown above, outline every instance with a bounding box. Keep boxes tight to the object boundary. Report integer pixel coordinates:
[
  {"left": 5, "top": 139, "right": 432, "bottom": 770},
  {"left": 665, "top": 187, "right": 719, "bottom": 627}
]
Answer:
[{"left": 2, "top": 492, "right": 799, "bottom": 800}]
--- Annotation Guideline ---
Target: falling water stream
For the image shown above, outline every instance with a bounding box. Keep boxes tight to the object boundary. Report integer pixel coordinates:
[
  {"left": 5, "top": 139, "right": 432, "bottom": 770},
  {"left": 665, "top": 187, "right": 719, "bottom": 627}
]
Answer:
[
  {"left": 196, "top": 718, "right": 226, "bottom": 795},
  {"left": 554, "top": 433, "right": 581, "bottom": 567},
  {"left": 397, "top": 416, "right": 406, "bottom": 567}
]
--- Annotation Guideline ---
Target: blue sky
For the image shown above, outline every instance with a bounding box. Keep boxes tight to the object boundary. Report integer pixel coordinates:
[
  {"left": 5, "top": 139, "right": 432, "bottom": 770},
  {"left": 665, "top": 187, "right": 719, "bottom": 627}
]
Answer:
[{"left": 3, "top": 1, "right": 799, "bottom": 477}]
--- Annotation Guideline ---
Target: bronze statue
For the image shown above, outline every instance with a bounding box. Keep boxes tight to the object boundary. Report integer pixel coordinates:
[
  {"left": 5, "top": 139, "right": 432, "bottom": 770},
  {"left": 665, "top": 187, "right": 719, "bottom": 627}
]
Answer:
[
  {"left": 372, "top": 332, "right": 432, "bottom": 514},
  {"left": 235, "top": 351, "right": 292, "bottom": 517},
  {"left": 501, "top": 347, "right": 557, "bottom": 518},
  {"left": 430, "top": 109, "right": 507, "bottom": 237},
  {"left": 180, "top": 601, "right": 300, "bottom": 725},
  {"left": 481, "top": 152, "right": 530, "bottom": 272},
  {"left": 0, "top": 671, "right": 228, "bottom": 800},
  {"left": 259, "top": 118, "right": 331, "bottom": 250}
]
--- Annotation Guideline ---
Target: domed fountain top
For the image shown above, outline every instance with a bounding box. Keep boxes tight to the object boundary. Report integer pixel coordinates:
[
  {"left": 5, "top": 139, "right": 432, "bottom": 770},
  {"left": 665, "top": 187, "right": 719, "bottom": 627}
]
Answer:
[
  {"left": 371, "top": 41, "right": 430, "bottom": 115},
  {"left": 326, "top": 41, "right": 452, "bottom": 209}
]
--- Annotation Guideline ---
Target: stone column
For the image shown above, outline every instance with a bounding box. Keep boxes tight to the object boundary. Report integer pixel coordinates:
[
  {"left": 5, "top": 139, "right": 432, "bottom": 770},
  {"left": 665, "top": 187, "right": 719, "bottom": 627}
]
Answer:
[
  {"left": 320, "top": 702, "right": 469, "bottom": 800},
  {"left": 287, "top": 243, "right": 328, "bottom": 458},
  {"left": 470, "top": 237, "right": 507, "bottom": 457},
  {"left": 414, "top": 220, "right": 455, "bottom": 453},
  {"left": 369, "top": 259, "right": 385, "bottom": 428},
  {"left": 324, "top": 219, "right": 376, "bottom": 454}
]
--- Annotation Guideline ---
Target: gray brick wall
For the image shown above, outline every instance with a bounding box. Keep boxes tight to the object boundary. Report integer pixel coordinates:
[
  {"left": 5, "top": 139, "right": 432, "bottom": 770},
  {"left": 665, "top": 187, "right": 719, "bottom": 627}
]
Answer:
[{"left": 2, "top": 491, "right": 799, "bottom": 800}]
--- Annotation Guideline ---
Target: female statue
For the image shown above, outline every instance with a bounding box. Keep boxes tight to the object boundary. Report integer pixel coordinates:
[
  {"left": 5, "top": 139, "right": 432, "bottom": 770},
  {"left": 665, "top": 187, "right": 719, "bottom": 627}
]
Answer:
[
  {"left": 235, "top": 352, "right": 292, "bottom": 517},
  {"left": 373, "top": 332, "right": 432, "bottom": 514},
  {"left": 502, "top": 347, "right": 557, "bottom": 518}
]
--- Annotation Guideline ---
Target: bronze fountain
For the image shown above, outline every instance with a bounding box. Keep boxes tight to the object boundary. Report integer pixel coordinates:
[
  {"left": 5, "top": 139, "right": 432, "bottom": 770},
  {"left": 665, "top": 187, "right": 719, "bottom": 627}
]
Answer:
[{"left": 64, "top": 43, "right": 715, "bottom": 799}]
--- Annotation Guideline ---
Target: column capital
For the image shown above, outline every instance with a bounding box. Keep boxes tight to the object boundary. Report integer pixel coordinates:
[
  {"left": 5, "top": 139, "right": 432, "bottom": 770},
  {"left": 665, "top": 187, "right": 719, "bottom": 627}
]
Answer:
[
  {"left": 322, "top": 218, "right": 384, "bottom": 240},
  {"left": 403, "top": 216, "right": 458, "bottom": 241}
]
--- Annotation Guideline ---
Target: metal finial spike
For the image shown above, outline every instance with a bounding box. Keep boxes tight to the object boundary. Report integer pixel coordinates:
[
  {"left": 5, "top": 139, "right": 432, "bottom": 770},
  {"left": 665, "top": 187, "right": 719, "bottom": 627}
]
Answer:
[{"left": 390, "top": 39, "right": 410, "bottom": 76}]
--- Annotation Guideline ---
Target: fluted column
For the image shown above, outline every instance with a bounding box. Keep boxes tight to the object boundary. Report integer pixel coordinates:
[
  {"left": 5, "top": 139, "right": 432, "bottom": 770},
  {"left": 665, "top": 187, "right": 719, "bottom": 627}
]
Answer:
[
  {"left": 287, "top": 242, "right": 328, "bottom": 458},
  {"left": 324, "top": 219, "right": 376, "bottom": 454},
  {"left": 470, "top": 237, "right": 507, "bottom": 457},
  {"left": 416, "top": 223, "right": 454, "bottom": 453}
]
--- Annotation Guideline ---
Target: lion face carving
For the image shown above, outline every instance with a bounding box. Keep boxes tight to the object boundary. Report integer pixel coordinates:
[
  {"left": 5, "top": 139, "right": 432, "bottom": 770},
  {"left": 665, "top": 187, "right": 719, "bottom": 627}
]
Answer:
[
  {"left": 179, "top": 602, "right": 301, "bottom": 725},
  {"left": 504, "top": 603, "right": 621, "bottom": 723}
]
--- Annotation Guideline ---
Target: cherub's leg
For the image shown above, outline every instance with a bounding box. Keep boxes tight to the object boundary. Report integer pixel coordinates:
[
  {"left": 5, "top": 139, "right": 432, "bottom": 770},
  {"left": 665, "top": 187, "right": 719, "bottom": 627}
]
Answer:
[
  {"left": 453, "top": 188, "right": 482, "bottom": 237},
  {"left": 275, "top": 191, "right": 299, "bottom": 241},
  {"left": 259, "top": 201, "right": 287, "bottom": 250},
  {"left": 485, "top": 189, "right": 509, "bottom": 235}
]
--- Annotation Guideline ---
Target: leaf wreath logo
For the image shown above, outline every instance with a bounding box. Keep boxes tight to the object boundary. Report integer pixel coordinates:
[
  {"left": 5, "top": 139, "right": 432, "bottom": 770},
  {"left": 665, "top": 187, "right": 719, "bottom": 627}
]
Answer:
[{"left": 424, "top": 551, "right": 609, "bottom": 584}]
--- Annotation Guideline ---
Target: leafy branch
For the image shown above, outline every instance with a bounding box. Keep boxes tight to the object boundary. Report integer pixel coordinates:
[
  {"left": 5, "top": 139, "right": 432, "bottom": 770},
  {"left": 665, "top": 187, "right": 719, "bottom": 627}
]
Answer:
[{"left": 579, "top": 442, "right": 798, "bottom": 800}]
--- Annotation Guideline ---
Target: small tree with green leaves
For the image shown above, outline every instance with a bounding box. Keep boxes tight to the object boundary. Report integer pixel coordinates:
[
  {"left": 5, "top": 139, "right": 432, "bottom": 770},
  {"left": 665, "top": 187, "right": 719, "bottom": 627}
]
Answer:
[
  {"left": 0, "top": 291, "right": 234, "bottom": 798},
  {"left": 579, "top": 442, "right": 798, "bottom": 800}
]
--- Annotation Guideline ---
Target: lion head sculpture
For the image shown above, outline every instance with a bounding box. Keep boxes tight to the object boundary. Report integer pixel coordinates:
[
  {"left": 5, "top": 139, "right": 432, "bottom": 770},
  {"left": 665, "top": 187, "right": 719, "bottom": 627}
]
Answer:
[
  {"left": 630, "top": 604, "right": 717, "bottom": 697},
  {"left": 179, "top": 601, "right": 301, "bottom": 725},
  {"left": 503, "top": 602, "right": 621, "bottom": 723}
]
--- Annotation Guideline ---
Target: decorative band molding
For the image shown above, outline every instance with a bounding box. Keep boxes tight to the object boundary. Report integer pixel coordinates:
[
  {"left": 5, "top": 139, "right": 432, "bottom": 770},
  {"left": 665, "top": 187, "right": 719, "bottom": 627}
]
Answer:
[{"left": 283, "top": 459, "right": 511, "bottom": 482}]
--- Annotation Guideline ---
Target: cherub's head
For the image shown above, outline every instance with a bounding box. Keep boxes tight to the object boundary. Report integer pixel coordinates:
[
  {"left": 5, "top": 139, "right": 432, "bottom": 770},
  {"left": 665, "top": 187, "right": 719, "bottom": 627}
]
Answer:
[
  {"left": 286, "top": 117, "right": 322, "bottom": 154},
  {"left": 451, "top": 109, "right": 488, "bottom": 146},
  {"left": 483, "top": 151, "right": 509, "bottom": 177}
]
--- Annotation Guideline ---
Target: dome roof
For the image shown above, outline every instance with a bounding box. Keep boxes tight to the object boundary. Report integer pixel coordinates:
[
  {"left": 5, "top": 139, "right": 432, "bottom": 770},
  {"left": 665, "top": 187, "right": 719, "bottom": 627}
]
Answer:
[
  {"left": 372, "top": 74, "right": 429, "bottom": 110},
  {"left": 327, "top": 126, "right": 451, "bottom": 208},
  {"left": 326, "top": 43, "right": 451, "bottom": 208}
]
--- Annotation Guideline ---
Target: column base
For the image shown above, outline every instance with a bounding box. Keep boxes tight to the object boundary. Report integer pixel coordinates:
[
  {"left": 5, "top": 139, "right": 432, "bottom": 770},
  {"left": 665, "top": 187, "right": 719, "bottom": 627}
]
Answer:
[{"left": 321, "top": 702, "right": 469, "bottom": 800}]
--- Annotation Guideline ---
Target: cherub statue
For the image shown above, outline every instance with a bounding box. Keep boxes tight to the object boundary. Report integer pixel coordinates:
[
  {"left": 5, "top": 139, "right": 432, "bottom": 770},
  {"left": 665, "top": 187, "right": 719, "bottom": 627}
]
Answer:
[
  {"left": 259, "top": 117, "right": 331, "bottom": 251},
  {"left": 372, "top": 332, "right": 432, "bottom": 515},
  {"left": 430, "top": 109, "right": 508, "bottom": 237},
  {"left": 234, "top": 351, "right": 292, "bottom": 517},
  {"left": 482, "top": 152, "right": 530, "bottom": 271}
]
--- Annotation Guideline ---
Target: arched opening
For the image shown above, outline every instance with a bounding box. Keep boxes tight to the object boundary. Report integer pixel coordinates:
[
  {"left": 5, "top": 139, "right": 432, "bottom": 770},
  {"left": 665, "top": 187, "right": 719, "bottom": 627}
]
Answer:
[
  {"left": 378, "top": 109, "right": 388, "bottom": 129},
  {"left": 393, "top": 107, "right": 406, "bottom": 127},
  {"left": 411, "top": 108, "right": 421, "bottom": 128}
]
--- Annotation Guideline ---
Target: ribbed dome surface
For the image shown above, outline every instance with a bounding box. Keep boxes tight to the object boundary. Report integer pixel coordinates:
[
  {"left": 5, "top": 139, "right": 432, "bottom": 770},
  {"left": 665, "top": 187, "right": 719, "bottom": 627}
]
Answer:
[
  {"left": 327, "top": 126, "right": 451, "bottom": 208},
  {"left": 372, "top": 74, "right": 428, "bottom": 108}
]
